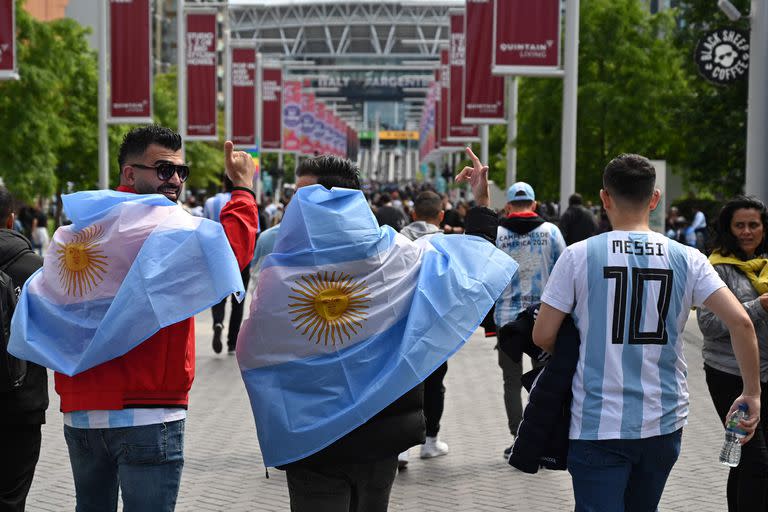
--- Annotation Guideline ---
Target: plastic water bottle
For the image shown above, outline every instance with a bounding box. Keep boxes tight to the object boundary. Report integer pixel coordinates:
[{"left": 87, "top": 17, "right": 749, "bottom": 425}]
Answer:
[{"left": 719, "top": 403, "right": 749, "bottom": 467}]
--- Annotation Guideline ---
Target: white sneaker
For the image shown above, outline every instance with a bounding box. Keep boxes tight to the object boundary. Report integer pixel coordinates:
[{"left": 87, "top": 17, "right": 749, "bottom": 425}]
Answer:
[
  {"left": 397, "top": 450, "right": 410, "bottom": 470},
  {"left": 420, "top": 436, "right": 449, "bottom": 459}
]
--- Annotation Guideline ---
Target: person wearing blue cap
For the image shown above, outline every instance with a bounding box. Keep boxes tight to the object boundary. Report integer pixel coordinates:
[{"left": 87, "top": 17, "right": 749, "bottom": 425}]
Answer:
[{"left": 494, "top": 181, "right": 566, "bottom": 459}]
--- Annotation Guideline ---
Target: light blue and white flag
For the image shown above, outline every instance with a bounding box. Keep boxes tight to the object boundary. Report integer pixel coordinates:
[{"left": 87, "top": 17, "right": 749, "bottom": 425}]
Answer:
[
  {"left": 9, "top": 190, "right": 245, "bottom": 376},
  {"left": 237, "top": 185, "right": 517, "bottom": 467}
]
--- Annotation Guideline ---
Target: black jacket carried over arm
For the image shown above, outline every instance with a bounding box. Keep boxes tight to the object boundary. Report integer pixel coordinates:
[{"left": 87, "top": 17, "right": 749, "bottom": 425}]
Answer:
[
  {"left": 507, "top": 311, "right": 580, "bottom": 473},
  {"left": 0, "top": 229, "right": 47, "bottom": 425}
]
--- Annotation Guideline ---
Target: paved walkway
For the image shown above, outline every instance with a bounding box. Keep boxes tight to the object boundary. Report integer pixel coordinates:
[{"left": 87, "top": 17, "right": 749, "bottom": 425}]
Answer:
[{"left": 27, "top": 311, "right": 731, "bottom": 511}]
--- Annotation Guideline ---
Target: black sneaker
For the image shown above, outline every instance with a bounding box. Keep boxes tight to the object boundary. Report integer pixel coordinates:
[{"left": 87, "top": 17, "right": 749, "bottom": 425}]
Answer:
[{"left": 212, "top": 323, "right": 223, "bottom": 354}]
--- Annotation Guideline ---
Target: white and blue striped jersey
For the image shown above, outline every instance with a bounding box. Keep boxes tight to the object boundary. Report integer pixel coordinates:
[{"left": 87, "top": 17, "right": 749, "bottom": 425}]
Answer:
[
  {"left": 64, "top": 408, "right": 186, "bottom": 429},
  {"left": 540, "top": 231, "right": 724, "bottom": 440},
  {"left": 494, "top": 221, "right": 565, "bottom": 326},
  {"left": 204, "top": 192, "right": 232, "bottom": 223}
]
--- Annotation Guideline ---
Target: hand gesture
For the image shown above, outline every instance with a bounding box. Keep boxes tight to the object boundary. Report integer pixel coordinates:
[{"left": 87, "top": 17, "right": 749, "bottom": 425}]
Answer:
[
  {"left": 455, "top": 147, "right": 490, "bottom": 207},
  {"left": 224, "top": 141, "right": 256, "bottom": 189}
]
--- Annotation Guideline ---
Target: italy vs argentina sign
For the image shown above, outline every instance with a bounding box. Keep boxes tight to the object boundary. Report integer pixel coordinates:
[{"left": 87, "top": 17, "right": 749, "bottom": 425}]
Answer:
[
  {"left": 237, "top": 185, "right": 517, "bottom": 466},
  {"left": 9, "top": 191, "right": 245, "bottom": 376}
]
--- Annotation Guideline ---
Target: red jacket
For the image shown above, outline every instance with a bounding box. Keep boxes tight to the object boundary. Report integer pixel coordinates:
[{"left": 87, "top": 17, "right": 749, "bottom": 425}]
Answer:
[{"left": 55, "top": 187, "right": 258, "bottom": 412}]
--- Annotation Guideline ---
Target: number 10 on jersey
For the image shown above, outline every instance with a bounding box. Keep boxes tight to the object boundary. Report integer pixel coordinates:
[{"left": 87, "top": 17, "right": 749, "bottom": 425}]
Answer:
[{"left": 603, "top": 267, "right": 674, "bottom": 345}]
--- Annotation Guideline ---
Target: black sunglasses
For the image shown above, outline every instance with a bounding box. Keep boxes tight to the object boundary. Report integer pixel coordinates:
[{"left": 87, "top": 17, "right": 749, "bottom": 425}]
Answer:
[{"left": 130, "top": 163, "right": 190, "bottom": 183}]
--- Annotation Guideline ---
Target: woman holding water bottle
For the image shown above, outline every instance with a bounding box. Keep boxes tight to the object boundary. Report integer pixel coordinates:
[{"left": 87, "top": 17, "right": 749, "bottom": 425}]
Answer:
[{"left": 698, "top": 196, "right": 768, "bottom": 511}]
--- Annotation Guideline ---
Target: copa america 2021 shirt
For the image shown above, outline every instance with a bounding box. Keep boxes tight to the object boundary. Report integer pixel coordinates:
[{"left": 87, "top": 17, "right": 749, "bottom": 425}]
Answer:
[{"left": 540, "top": 230, "right": 725, "bottom": 440}]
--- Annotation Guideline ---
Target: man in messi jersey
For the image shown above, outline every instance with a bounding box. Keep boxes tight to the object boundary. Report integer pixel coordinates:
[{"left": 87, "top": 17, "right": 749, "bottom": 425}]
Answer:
[{"left": 533, "top": 154, "right": 761, "bottom": 511}]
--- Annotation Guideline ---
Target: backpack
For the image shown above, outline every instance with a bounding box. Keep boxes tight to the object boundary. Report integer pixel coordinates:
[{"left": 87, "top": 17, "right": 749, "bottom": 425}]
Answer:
[{"left": 0, "top": 270, "right": 23, "bottom": 391}]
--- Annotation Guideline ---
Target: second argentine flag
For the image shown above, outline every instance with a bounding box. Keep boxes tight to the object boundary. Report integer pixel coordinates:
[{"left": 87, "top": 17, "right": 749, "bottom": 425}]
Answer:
[{"left": 237, "top": 185, "right": 517, "bottom": 467}]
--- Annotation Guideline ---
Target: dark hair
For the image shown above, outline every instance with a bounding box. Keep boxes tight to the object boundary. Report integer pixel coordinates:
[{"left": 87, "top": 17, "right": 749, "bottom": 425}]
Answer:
[
  {"left": 296, "top": 155, "right": 361, "bottom": 191},
  {"left": 712, "top": 196, "right": 768, "bottom": 260},
  {"left": 569, "top": 193, "right": 583, "bottom": 206},
  {"left": 602, "top": 154, "right": 656, "bottom": 205},
  {"left": 413, "top": 191, "right": 443, "bottom": 220},
  {"left": 117, "top": 125, "right": 182, "bottom": 168},
  {"left": 0, "top": 187, "right": 13, "bottom": 224},
  {"left": 223, "top": 175, "right": 234, "bottom": 193}
]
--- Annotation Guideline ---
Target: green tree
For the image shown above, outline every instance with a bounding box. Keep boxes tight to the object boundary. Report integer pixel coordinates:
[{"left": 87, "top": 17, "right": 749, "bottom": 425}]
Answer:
[
  {"left": 0, "top": 2, "right": 78, "bottom": 202},
  {"left": 508, "top": 0, "right": 690, "bottom": 202},
  {"left": 673, "top": 0, "right": 750, "bottom": 197}
]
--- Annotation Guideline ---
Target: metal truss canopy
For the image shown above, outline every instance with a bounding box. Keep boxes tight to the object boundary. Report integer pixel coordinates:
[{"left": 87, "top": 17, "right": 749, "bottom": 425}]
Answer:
[{"left": 228, "top": 1, "right": 459, "bottom": 59}]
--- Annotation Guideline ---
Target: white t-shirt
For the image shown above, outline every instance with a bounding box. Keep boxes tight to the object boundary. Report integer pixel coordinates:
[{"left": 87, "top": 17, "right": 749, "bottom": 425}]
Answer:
[{"left": 540, "top": 230, "right": 724, "bottom": 440}]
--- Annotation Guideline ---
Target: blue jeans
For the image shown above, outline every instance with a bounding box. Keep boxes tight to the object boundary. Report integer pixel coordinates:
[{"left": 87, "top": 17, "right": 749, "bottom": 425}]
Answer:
[
  {"left": 568, "top": 428, "right": 683, "bottom": 512},
  {"left": 64, "top": 420, "right": 185, "bottom": 512}
]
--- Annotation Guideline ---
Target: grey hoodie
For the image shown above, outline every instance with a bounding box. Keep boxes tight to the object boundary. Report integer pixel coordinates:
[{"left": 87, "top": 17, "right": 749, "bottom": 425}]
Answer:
[{"left": 400, "top": 221, "right": 442, "bottom": 241}]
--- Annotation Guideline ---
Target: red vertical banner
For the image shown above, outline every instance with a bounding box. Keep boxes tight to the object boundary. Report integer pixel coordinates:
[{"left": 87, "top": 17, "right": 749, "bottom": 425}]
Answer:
[
  {"left": 230, "top": 47, "right": 256, "bottom": 147},
  {"left": 313, "top": 102, "right": 326, "bottom": 155},
  {"left": 463, "top": 0, "right": 505, "bottom": 124},
  {"left": 448, "top": 12, "right": 479, "bottom": 142},
  {"left": 186, "top": 11, "right": 217, "bottom": 140},
  {"left": 110, "top": 0, "right": 152, "bottom": 121},
  {"left": 262, "top": 67, "right": 282, "bottom": 150},
  {"left": 492, "top": 0, "right": 561, "bottom": 75},
  {"left": 0, "top": 0, "right": 17, "bottom": 80},
  {"left": 282, "top": 80, "right": 302, "bottom": 152},
  {"left": 439, "top": 49, "right": 462, "bottom": 149},
  {"left": 230, "top": 47, "right": 256, "bottom": 146}
]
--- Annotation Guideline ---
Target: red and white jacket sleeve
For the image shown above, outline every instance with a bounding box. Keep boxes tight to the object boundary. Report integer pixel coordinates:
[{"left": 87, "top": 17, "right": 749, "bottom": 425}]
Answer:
[{"left": 219, "top": 190, "right": 259, "bottom": 270}]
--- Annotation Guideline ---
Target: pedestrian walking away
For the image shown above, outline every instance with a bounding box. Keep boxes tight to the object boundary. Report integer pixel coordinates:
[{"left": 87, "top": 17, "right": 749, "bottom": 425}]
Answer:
[
  {"left": 205, "top": 175, "right": 254, "bottom": 354},
  {"left": 493, "top": 181, "right": 565, "bottom": 459},
  {"left": 533, "top": 153, "right": 762, "bottom": 512},
  {"left": 8, "top": 125, "right": 259, "bottom": 512}
]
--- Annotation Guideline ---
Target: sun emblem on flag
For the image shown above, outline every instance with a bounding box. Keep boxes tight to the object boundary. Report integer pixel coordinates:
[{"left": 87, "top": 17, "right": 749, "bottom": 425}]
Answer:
[
  {"left": 288, "top": 271, "right": 371, "bottom": 346},
  {"left": 55, "top": 224, "right": 108, "bottom": 297}
]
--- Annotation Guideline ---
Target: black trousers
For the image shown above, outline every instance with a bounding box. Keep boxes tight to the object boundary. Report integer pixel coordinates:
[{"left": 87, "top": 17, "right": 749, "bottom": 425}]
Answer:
[
  {"left": 211, "top": 266, "right": 251, "bottom": 350},
  {"left": 286, "top": 457, "right": 398, "bottom": 512},
  {"left": 424, "top": 362, "right": 448, "bottom": 438},
  {"left": 0, "top": 423, "right": 41, "bottom": 512},
  {"left": 704, "top": 364, "right": 768, "bottom": 512}
]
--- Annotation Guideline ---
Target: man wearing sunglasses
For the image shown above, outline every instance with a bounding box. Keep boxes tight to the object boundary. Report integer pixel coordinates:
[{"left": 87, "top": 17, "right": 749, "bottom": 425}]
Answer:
[{"left": 56, "top": 125, "right": 258, "bottom": 512}]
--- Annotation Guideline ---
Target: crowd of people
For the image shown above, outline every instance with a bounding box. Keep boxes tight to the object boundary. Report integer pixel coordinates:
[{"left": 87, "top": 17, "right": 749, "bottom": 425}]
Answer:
[{"left": 0, "top": 124, "right": 765, "bottom": 512}]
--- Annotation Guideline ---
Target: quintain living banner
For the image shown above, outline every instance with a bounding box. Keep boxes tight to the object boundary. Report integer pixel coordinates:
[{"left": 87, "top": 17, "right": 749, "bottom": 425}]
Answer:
[
  {"left": 230, "top": 47, "right": 256, "bottom": 147},
  {"left": 463, "top": 0, "right": 505, "bottom": 124},
  {"left": 448, "top": 11, "right": 478, "bottom": 142},
  {"left": 0, "top": 0, "right": 17, "bottom": 80},
  {"left": 439, "top": 49, "right": 462, "bottom": 150},
  {"left": 186, "top": 11, "right": 217, "bottom": 140},
  {"left": 492, "top": 0, "right": 561, "bottom": 75},
  {"left": 262, "top": 67, "right": 283, "bottom": 150},
  {"left": 110, "top": 0, "right": 152, "bottom": 121}
]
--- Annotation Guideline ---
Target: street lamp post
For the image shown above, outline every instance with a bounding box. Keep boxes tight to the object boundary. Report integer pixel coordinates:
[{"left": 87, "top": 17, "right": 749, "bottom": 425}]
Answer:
[{"left": 745, "top": 0, "right": 768, "bottom": 201}]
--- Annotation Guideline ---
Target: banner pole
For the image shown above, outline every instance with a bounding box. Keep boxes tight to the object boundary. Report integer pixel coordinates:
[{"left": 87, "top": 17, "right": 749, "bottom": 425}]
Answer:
[
  {"left": 480, "top": 124, "right": 489, "bottom": 166},
  {"left": 746, "top": 0, "right": 768, "bottom": 203},
  {"left": 224, "top": 5, "right": 231, "bottom": 143},
  {"left": 559, "top": 0, "right": 580, "bottom": 215},
  {"left": 98, "top": 0, "right": 109, "bottom": 190},
  {"left": 177, "top": 0, "right": 186, "bottom": 159},
  {"left": 506, "top": 76, "right": 518, "bottom": 187}
]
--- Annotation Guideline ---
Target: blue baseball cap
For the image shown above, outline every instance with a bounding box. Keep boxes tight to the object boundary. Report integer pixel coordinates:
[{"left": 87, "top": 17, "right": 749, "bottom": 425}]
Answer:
[{"left": 506, "top": 182, "right": 535, "bottom": 202}]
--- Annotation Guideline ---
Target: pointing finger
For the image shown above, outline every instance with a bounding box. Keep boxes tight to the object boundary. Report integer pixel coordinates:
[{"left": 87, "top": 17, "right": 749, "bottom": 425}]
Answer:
[
  {"left": 224, "top": 141, "right": 235, "bottom": 165},
  {"left": 465, "top": 146, "right": 482, "bottom": 170}
]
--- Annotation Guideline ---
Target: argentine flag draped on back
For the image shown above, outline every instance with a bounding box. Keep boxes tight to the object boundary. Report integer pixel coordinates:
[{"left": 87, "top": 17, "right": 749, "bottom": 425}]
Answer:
[
  {"left": 9, "top": 190, "right": 245, "bottom": 376},
  {"left": 237, "top": 185, "right": 517, "bottom": 467}
]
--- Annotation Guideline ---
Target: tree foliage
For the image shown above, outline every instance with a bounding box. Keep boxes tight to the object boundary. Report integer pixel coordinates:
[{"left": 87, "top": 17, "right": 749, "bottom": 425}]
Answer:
[
  {"left": 500, "top": 0, "right": 690, "bottom": 201},
  {"left": 0, "top": 1, "right": 95, "bottom": 202},
  {"left": 672, "top": 0, "right": 751, "bottom": 197}
]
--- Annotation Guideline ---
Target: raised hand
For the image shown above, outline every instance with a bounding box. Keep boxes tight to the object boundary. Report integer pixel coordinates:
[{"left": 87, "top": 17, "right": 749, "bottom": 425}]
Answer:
[
  {"left": 224, "top": 141, "right": 256, "bottom": 189},
  {"left": 455, "top": 147, "right": 490, "bottom": 207}
]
